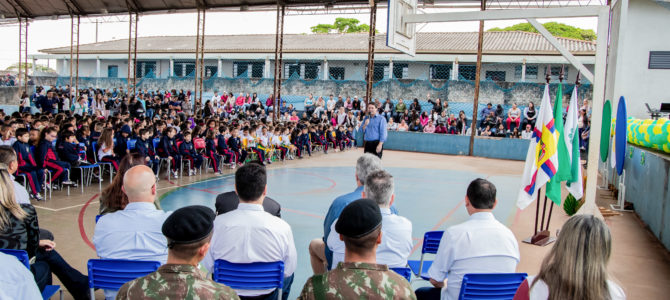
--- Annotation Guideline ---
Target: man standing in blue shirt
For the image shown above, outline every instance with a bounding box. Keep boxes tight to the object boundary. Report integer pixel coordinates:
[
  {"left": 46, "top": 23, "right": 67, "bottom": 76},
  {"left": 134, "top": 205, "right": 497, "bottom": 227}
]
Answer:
[{"left": 361, "top": 103, "right": 388, "bottom": 158}]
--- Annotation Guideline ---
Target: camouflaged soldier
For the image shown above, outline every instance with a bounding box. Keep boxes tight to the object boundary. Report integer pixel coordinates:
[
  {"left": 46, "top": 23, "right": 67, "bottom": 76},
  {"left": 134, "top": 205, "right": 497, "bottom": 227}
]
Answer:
[
  {"left": 299, "top": 199, "right": 416, "bottom": 300},
  {"left": 116, "top": 205, "right": 239, "bottom": 300}
]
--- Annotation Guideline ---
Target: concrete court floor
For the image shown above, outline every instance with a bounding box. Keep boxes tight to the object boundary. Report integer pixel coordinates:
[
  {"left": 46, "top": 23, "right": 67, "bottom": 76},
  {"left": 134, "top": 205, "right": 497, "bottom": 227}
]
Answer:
[{"left": 30, "top": 148, "right": 670, "bottom": 299}]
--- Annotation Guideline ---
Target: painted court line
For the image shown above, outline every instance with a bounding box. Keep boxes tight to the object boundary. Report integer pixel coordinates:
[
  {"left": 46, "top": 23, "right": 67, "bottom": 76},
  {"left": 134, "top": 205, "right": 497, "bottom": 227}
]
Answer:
[{"left": 78, "top": 194, "right": 99, "bottom": 251}]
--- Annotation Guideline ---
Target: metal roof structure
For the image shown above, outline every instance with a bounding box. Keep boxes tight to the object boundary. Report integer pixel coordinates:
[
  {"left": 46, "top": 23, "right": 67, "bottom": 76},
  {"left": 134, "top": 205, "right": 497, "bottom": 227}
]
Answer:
[{"left": 40, "top": 31, "right": 596, "bottom": 56}]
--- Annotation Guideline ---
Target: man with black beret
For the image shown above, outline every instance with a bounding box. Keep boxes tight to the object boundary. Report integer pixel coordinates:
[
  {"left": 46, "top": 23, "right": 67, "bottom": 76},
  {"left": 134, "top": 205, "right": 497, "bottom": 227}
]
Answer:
[
  {"left": 116, "top": 205, "right": 239, "bottom": 300},
  {"left": 299, "top": 199, "right": 416, "bottom": 300}
]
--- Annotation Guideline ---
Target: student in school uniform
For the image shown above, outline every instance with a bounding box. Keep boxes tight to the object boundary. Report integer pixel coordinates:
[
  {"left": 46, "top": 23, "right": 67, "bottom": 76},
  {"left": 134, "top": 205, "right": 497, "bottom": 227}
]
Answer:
[
  {"left": 35, "top": 127, "right": 76, "bottom": 187},
  {"left": 310, "top": 126, "right": 328, "bottom": 154},
  {"left": 179, "top": 131, "right": 203, "bottom": 176},
  {"left": 257, "top": 127, "right": 273, "bottom": 165},
  {"left": 216, "top": 126, "right": 235, "bottom": 168},
  {"left": 245, "top": 128, "right": 267, "bottom": 164},
  {"left": 12, "top": 128, "right": 44, "bottom": 200},
  {"left": 298, "top": 127, "right": 312, "bottom": 158},
  {"left": 226, "top": 128, "right": 247, "bottom": 166},
  {"left": 135, "top": 128, "right": 160, "bottom": 175},
  {"left": 97, "top": 128, "right": 121, "bottom": 170},
  {"left": 271, "top": 127, "right": 287, "bottom": 161},
  {"left": 156, "top": 127, "right": 181, "bottom": 179},
  {"left": 114, "top": 125, "right": 131, "bottom": 159},
  {"left": 205, "top": 130, "right": 222, "bottom": 174}
]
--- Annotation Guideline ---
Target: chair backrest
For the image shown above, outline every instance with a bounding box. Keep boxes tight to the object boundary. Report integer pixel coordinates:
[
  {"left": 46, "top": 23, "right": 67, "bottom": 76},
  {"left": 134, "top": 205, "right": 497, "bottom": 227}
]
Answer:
[
  {"left": 193, "top": 138, "right": 205, "bottom": 150},
  {"left": 422, "top": 231, "right": 444, "bottom": 254},
  {"left": 391, "top": 267, "right": 412, "bottom": 282},
  {"left": 88, "top": 259, "right": 161, "bottom": 291},
  {"left": 95, "top": 215, "right": 102, "bottom": 223},
  {"left": 0, "top": 248, "right": 30, "bottom": 269},
  {"left": 458, "top": 273, "right": 528, "bottom": 300},
  {"left": 152, "top": 138, "right": 160, "bottom": 150},
  {"left": 212, "top": 260, "right": 284, "bottom": 290},
  {"left": 127, "top": 139, "right": 137, "bottom": 150}
]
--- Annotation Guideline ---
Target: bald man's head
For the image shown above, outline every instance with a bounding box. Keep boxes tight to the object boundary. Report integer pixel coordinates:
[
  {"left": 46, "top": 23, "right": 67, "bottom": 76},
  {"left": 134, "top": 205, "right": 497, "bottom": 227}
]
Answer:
[{"left": 122, "top": 165, "right": 157, "bottom": 202}]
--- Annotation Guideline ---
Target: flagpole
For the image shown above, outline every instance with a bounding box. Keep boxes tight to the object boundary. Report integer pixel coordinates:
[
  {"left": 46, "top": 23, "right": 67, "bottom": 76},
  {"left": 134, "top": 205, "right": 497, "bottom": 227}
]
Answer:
[
  {"left": 545, "top": 200, "right": 554, "bottom": 231},
  {"left": 540, "top": 195, "right": 548, "bottom": 231},
  {"left": 543, "top": 66, "right": 565, "bottom": 233},
  {"left": 534, "top": 188, "right": 541, "bottom": 234}
]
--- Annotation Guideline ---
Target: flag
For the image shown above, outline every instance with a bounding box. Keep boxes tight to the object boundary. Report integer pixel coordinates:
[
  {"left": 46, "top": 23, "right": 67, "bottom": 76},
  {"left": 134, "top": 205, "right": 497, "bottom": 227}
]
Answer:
[
  {"left": 517, "top": 84, "right": 560, "bottom": 210},
  {"left": 564, "top": 86, "right": 583, "bottom": 199},
  {"left": 546, "top": 82, "right": 570, "bottom": 205}
]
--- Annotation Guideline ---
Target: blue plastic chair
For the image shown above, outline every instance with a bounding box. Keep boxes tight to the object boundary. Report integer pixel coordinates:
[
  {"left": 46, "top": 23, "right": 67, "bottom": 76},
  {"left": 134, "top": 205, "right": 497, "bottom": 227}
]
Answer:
[
  {"left": 391, "top": 267, "right": 412, "bottom": 282},
  {"left": 153, "top": 138, "right": 172, "bottom": 180},
  {"left": 0, "top": 249, "right": 63, "bottom": 300},
  {"left": 458, "top": 273, "right": 528, "bottom": 300},
  {"left": 87, "top": 259, "right": 161, "bottom": 299},
  {"left": 91, "top": 141, "right": 114, "bottom": 184},
  {"left": 95, "top": 215, "right": 101, "bottom": 223},
  {"left": 407, "top": 231, "right": 444, "bottom": 280},
  {"left": 127, "top": 139, "right": 137, "bottom": 150},
  {"left": 213, "top": 260, "right": 284, "bottom": 296}
]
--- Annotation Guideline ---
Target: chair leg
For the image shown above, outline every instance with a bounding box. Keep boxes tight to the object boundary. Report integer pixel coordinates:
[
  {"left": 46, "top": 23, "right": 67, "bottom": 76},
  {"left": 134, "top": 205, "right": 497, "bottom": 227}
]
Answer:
[{"left": 98, "top": 166, "right": 102, "bottom": 191}]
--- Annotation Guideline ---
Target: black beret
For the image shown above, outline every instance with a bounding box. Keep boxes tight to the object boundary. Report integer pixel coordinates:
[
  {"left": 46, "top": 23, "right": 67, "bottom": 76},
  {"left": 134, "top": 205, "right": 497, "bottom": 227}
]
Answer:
[
  {"left": 162, "top": 205, "right": 216, "bottom": 248},
  {"left": 335, "top": 199, "right": 382, "bottom": 238}
]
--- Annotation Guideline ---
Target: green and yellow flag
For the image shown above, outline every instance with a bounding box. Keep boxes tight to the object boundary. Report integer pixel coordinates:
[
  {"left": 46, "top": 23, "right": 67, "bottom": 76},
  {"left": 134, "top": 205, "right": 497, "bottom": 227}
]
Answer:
[{"left": 546, "top": 82, "right": 571, "bottom": 205}]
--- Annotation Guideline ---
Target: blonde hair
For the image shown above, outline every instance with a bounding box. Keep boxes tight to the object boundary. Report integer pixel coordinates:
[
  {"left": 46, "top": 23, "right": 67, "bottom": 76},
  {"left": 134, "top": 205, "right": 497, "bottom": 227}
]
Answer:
[
  {"left": 532, "top": 215, "right": 613, "bottom": 300},
  {"left": 0, "top": 163, "right": 26, "bottom": 230}
]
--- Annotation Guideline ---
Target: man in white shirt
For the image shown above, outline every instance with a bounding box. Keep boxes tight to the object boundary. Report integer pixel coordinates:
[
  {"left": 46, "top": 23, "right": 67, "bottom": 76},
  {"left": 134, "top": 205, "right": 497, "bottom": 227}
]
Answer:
[
  {"left": 0, "top": 252, "right": 42, "bottom": 300},
  {"left": 416, "top": 178, "right": 520, "bottom": 300},
  {"left": 93, "top": 165, "right": 171, "bottom": 299},
  {"left": 327, "top": 170, "right": 412, "bottom": 269},
  {"left": 203, "top": 163, "right": 297, "bottom": 300}
]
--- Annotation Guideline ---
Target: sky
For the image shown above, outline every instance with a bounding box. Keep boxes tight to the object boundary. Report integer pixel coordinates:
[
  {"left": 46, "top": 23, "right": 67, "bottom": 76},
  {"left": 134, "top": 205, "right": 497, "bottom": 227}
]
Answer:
[{"left": 0, "top": 7, "right": 598, "bottom": 70}]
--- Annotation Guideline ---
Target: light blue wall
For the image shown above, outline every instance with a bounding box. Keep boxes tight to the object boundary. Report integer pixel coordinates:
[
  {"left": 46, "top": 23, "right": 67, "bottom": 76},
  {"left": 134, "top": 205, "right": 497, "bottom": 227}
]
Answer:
[
  {"left": 356, "top": 130, "right": 530, "bottom": 161},
  {"left": 624, "top": 145, "right": 670, "bottom": 250}
]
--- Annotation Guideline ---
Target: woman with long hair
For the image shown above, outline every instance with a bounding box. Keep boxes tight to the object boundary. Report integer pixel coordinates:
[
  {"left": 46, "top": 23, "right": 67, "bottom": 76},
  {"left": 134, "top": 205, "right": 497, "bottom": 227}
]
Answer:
[
  {"left": 0, "top": 161, "right": 89, "bottom": 299},
  {"left": 99, "top": 153, "right": 158, "bottom": 215},
  {"left": 514, "top": 215, "right": 625, "bottom": 300},
  {"left": 97, "top": 127, "right": 120, "bottom": 170}
]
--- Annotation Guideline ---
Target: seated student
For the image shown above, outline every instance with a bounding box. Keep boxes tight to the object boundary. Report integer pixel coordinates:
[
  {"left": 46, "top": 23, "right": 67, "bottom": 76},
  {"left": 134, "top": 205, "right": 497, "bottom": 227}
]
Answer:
[
  {"left": 513, "top": 215, "right": 625, "bottom": 300},
  {"left": 298, "top": 127, "right": 312, "bottom": 158},
  {"left": 216, "top": 126, "right": 235, "bottom": 168},
  {"left": 203, "top": 164, "right": 297, "bottom": 300},
  {"left": 97, "top": 128, "right": 121, "bottom": 170},
  {"left": 299, "top": 199, "right": 416, "bottom": 300},
  {"left": 179, "top": 131, "right": 203, "bottom": 176},
  {"left": 0, "top": 124, "right": 16, "bottom": 146},
  {"left": 57, "top": 131, "right": 87, "bottom": 168},
  {"left": 35, "top": 126, "right": 76, "bottom": 187},
  {"left": 29, "top": 127, "right": 40, "bottom": 146},
  {"left": 12, "top": 128, "right": 44, "bottom": 200},
  {"left": 76, "top": 125, "right": 92, "bottom": 161},
  {"left": 156, "top": 127, "right": 181, "bottom": 179},
  {"left": 135, "top": 128, "right": 160, "bottom": 174},
  {"left": 94, "top": 165, "right": 171, "bottom": 300},
  {"left": 310, "top": 125, "right": 328, "bottom": 154},
  {"left": 204, "top": 129, "right": 222, "bottom": 174},
  {"left": 494, "top": 124, "right": 508, "bottom": 138},
  {"left": 327, "top": 170, "right": 412, "bottom": 269},
  {"left": 417, "top": 178, "right": 520, "bottom": 300},
  {"left": 114, "top": 125, "right": 132, "bottom": 158},
  {"left": 434, "top": 122, "right": 448, "bottom": 134},
  {"left": 116, "top": 205, "right": 239, "bottom": 300},
  {"left": 0, "top": 159, "right": 89, "bottom": 299},
  {"left": 226, "top": 127, "right": 247, "bottom": 166},
  {"left": 272, "top": 127, "right": 288, "bottom": 161},
  {"left": 246, "top": 128, "right": 269, "bottom": 165},
  {"left": 257, "top": 127, "right": 273, "bottom": 164}
]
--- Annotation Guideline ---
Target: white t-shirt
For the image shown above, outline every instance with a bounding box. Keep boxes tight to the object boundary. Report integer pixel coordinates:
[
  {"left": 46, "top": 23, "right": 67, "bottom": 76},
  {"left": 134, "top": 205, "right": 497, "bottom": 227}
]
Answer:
[{"left": 526, "top": 276, "right": 626, "bottom": 300}]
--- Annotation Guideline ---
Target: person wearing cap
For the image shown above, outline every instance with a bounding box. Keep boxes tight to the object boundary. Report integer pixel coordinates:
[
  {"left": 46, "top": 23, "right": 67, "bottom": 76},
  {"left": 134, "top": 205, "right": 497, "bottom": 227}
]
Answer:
[
  {"left": 416, "top": 178, "right": 520, "bottom": 300},
  {"left": 202, "top": 163, "right": 297, "bottom": 300},
  {"left": 309, "top": 154, "right": 398, "bottom": 275},
  {"left": 299, "top": 199, "right": 416, "bottom": 300},
  {"left": 327, "top": 170, "right": 412, "bottom": 269},
  {"left": 116, "top": 205, "right": 239, "bottom": 300},
  {"left": 93, "top": 165, "right": 171, "bottom": 299},
  {"left": 361, "top": 102, "right": 387, "bottom": 159}
]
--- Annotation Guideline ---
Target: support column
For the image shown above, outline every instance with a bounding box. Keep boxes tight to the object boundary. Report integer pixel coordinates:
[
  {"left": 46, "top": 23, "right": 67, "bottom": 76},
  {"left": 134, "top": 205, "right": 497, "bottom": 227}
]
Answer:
[
  {"left": 323, "top": 58, "right": 328, "bottom": 80},
  {"left": 70, "top": 15, "right": 81, "bottom": 92},
  {"left": 194, "top": 8, "right": 206, "bottom": 101},
  {"left": 468, "top": 0, "right": 486, "bottom": 156},
  {"left": 218, "top": 58, "right": 223, "bottom": 78},
  {"left": 31, "top": 58, "right": 36, "bottom": 76},
  {"left": 388, "top": 58, "right": 393, "bottom": 79},
  {"left": 452, "top": 58, "right": 459, "bottom": 80},
  {"left": 272, "top": 3, "right": 286, "bottom": 122},
  {"left": 169, "top": 58, "right": 174, "bottom": 77},
  {"left": 127, "top": 12, "right": 138, "bottom": 95},
  {"left": 96, "top": 57, "right": 101, "bottom": 78},
  {"left": 521, "top": 59, "right": 527, "bottom": 82},
  {"left": 17, "top": 17, "right": 28, "bottom": 94},
  {"left": 364, "top": 1, "right": 378, "bottom": 106}
]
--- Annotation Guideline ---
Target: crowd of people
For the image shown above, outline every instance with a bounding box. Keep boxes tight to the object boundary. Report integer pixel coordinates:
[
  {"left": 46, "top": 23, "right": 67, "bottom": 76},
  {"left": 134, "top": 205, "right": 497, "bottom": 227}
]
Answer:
[{"left": 0, "top": 84, "right": 617, "bottom": 300}]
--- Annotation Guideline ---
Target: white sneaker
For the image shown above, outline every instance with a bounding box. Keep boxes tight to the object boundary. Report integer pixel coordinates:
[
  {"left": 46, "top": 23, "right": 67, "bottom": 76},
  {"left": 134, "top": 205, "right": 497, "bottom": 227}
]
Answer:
[{"left": 172, "top": 170, "right": 179, "bottom": 179}]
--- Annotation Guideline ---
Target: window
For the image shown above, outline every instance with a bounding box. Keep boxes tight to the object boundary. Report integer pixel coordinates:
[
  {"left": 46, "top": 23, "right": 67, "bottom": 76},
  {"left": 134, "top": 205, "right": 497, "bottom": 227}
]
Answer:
[
  {"left": 304, "top": 63, "right": 320, "bottom": 80},
  {"left": 284, "top": 62, "right": 320, "bottom": 79},
  {"left": 205, "top": 66, "right": 217, "bottom": 78},
  {"left": 234, "top": 61, "right": 265, "bottom": 78},
  {"left": 515, "top": 65, "right": 538, "bottom": 80},
  {"left": 107, "top": 65, "right": 118, "bottom": 78},
  {"left": 173, "top": 61, "right": 195, "bottom": 77},
  {"left": 649, "top": 51, "right": 670, "bottom": 69},
  {"left": 366, "top": 63, "right": 389, "bottom": 81},
  {"left": 136, "top": 61, "right": 156, "bottom": 78},
  {"left": 392, "top": 63, "right": 409, "bottom": 79},
  {"left": 329, "top": 67, "right": 345, "bottom": 80},
  {"left": 459, "top": 65, "right": 477, "bottom": 81},
  {"left": 485, "top": 71, "right": 506, "bottom": 82},
  {"left": 430, "top": 64, "right": 452, "bottom": 80},
  {"left": 285, "top": 63, "right": 300, "bottom": 78},
  {"left": 548, "top": 66, "right": 568, "bottom": 81}
]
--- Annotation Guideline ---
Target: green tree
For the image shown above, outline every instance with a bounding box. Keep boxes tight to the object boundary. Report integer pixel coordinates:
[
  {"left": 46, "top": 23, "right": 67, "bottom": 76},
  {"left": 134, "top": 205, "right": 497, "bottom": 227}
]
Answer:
[
  {"left": 488, "top": 22, "right": 596, "bottom": 41},
  {"left": 310, "top": 18, "right": 374, "bottom": 34},
  {"left": 7, "top": 62, "right": 56, "bottom": 73}
]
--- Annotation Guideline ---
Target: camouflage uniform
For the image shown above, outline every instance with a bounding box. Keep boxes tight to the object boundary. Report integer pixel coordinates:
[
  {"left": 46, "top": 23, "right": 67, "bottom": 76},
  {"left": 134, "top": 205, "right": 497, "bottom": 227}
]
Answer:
[
  {"left": 298, "top": 262, "right": 416, "bottom": 300},
  {"left": 116, "top": 264, "right": 239, "bottom": 300}
]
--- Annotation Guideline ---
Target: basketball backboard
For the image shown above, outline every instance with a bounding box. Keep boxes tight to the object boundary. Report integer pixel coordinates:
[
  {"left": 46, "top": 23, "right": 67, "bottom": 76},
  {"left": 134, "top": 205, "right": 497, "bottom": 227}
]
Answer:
[{"left": 387, "top": 0, "right": 417, "bottom": 56}]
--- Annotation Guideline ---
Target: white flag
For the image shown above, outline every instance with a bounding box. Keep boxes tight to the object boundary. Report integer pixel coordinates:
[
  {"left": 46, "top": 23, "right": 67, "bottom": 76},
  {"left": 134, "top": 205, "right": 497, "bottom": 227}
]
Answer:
[
  {"left": 565, "top": 87, "right": 584, "bottom": 199},
  {"left": 517, "top": 84, "right": 560, "bottom": 209}
]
